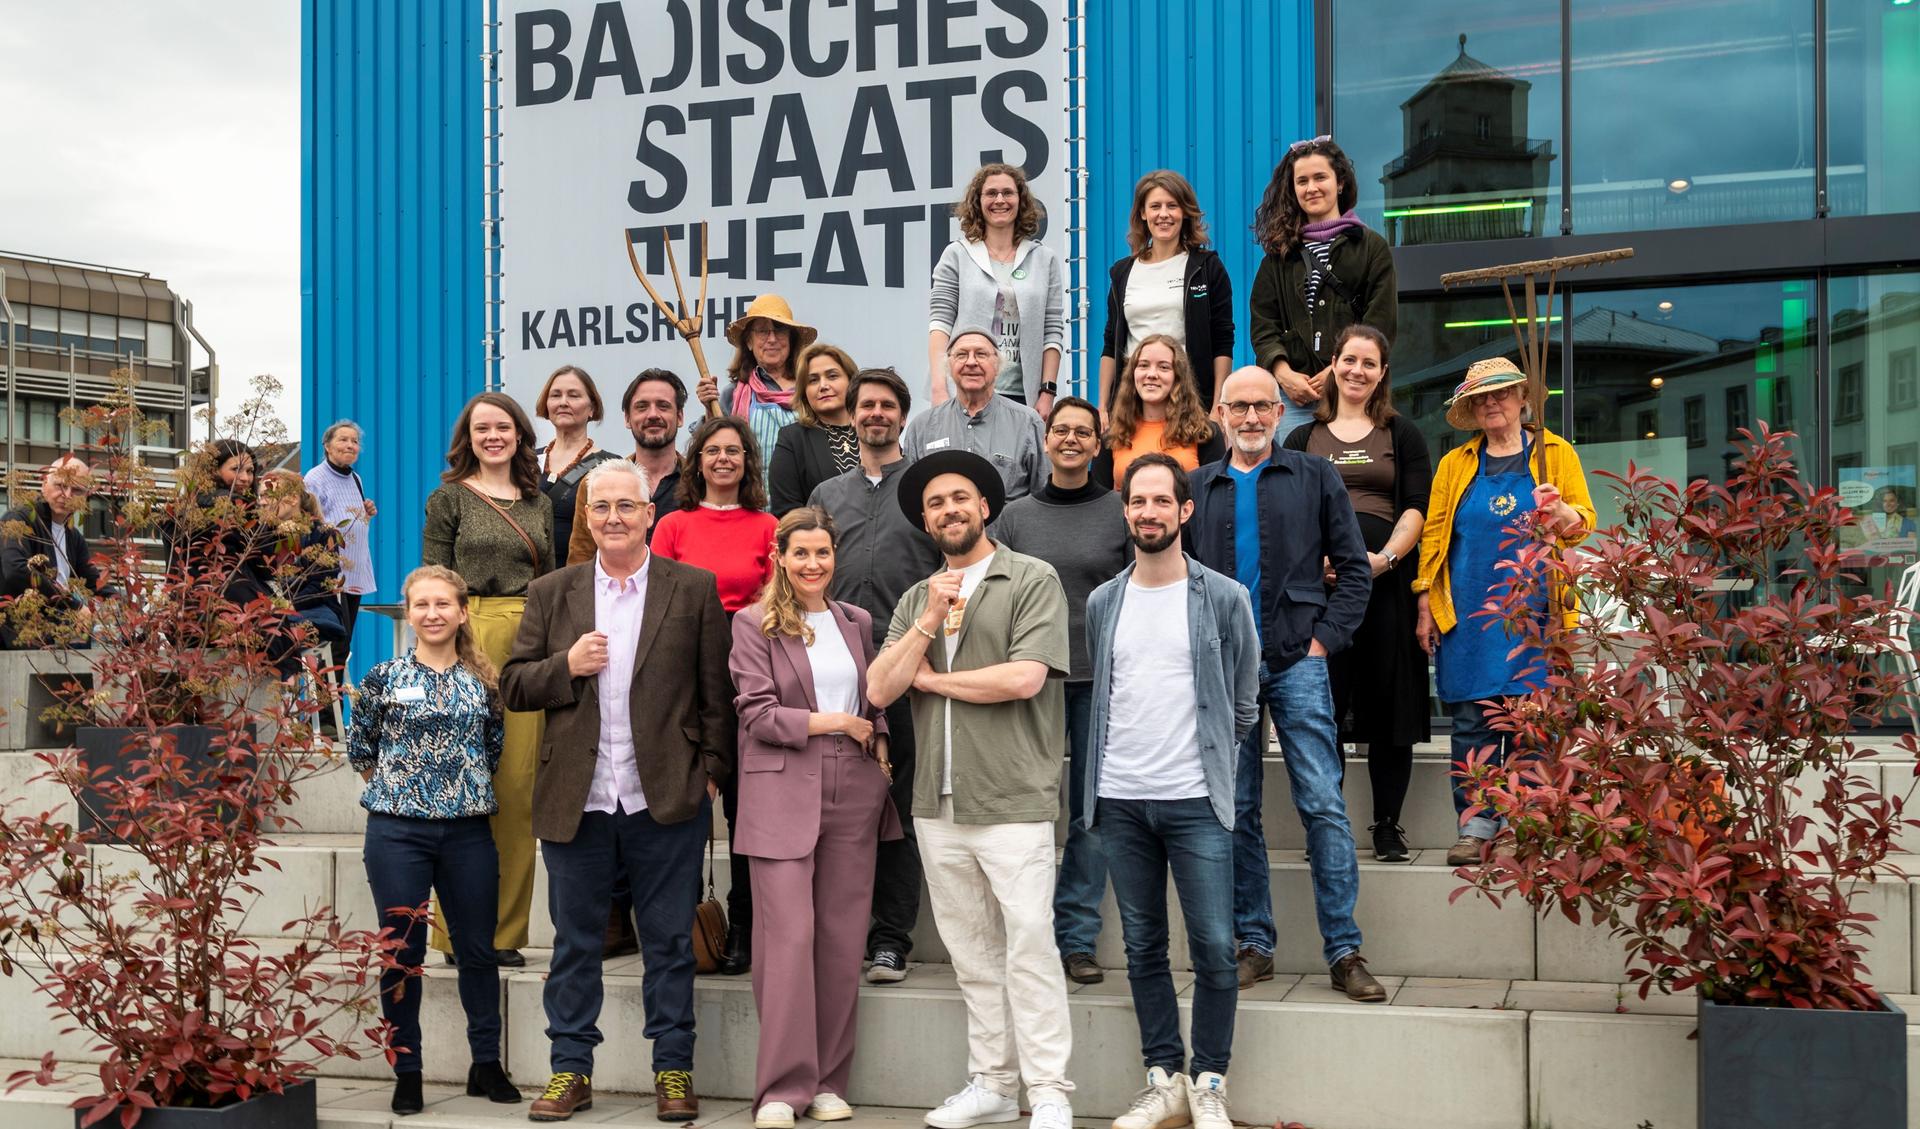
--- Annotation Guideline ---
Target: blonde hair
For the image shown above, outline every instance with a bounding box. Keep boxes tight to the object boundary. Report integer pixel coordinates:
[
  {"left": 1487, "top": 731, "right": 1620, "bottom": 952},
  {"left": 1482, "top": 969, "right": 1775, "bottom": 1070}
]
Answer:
[
  {"left": 793, "top": 342, "right": 859, "bottom": 428},
  {"left": 757, "top": 508, "right": 839, "bottom": 645},
  {"left": 401, "top": 565, "right": 499, "bottom": 693},
  {"left": 262, "top": 468, "right": 325, "bottom": 523}
]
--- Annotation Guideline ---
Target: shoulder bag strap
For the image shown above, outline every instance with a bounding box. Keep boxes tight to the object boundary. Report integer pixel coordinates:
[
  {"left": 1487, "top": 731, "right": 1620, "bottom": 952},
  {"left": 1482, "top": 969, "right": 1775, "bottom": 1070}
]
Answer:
[{"left": 457, "top": 480, "right": 544, "bottom": 571}]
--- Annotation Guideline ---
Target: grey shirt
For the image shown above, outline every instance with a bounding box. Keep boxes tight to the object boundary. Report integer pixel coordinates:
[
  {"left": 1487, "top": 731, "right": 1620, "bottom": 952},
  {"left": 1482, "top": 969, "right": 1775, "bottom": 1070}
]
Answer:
[
  {"left": 807, "top": 458, "right": 945, "bottom": 647},
  {"left": 900, "top": 394, "right": 1049, "bottom": 502},
  {"left": 929, "top": 238, "right": 1065, "bottom": 406},
  {"left": 992, "top": 483, "right": 1131, "bottom": 682}
]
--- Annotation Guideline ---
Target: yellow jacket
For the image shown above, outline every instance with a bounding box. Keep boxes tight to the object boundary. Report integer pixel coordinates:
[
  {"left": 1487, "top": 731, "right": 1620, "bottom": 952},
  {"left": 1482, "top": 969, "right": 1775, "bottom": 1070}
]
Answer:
[{"left": 1412, "top": 427, "right": 1596, "bottom": 634}]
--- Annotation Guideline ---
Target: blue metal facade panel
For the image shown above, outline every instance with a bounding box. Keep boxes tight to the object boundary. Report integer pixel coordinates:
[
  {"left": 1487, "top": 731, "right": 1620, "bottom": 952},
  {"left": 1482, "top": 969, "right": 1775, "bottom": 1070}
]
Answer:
[
  {"left": 301, "top": 0, "right": 484, "bottom": 675},
  {"left": 1083, "top": 0, "right": 1316, "bottom": 384}
]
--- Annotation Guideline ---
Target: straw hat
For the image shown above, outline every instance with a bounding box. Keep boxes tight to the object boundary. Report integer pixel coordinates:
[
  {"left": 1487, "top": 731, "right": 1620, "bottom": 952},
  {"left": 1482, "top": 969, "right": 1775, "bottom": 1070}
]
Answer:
[
  {"left": 725, "top": 294, "right": 818, "bottom": 349},
  {"left": 1444, "top": 357, "right": 1531, "bottom": 430}
]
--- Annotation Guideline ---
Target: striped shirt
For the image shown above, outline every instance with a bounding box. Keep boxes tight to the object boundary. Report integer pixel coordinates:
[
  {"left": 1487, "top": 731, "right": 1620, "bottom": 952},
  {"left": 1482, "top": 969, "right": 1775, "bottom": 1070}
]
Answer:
[
  {"left": 304, "top": 461, "right": 377, "bottom": 595},
  {"left": 348, "top": 654, "right": 504, "bottom": 819}
]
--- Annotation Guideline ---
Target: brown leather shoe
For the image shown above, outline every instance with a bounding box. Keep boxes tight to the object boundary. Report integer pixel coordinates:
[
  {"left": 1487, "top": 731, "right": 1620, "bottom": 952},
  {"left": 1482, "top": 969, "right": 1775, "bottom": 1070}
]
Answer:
[
  {"left": 1445, "top": 834, "right": 1489, "bottom": 868},
  {"left": 1331, "top": 952, "right": 1387, "bottom": 1002},
  {"left": 1062, "top": 951, "right": 1104, "bottom": 984},
  {"left": 1236, "top": 946, "right": 1274, "bottom": 989},
  {"left": 655, "top": 1069, "right": 699, "bottom": 1121},
  {"left": 529, "top": 1072, "right": 592, "bottom": 1122}
]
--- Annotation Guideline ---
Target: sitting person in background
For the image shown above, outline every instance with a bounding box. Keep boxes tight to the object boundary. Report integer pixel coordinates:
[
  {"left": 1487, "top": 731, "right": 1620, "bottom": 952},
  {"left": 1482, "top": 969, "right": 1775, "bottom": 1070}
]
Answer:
[
  {"left": 0, "top": 455, "right": 104, "bottom": 648},
  {"left": 261, "top": 469, "right": 350, "bottom": 670}
]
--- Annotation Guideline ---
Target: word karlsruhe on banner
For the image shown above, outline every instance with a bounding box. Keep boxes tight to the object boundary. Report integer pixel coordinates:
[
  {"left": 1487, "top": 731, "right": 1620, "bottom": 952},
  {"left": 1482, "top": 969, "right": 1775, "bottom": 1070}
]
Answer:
[{"left": 500, "top": 0, "right": 1071, "bottom": 440}]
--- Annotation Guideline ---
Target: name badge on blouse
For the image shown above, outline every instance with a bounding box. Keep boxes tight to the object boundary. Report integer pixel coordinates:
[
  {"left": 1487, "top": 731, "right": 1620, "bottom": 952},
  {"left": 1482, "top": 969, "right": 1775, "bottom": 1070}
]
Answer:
[{"left": 395, "top": 686, "right": 428, "bottom": 703}]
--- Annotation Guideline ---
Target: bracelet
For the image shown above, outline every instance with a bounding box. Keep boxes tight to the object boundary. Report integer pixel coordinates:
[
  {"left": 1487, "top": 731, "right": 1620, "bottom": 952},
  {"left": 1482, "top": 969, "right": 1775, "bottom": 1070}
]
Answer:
[{"left": 912, "top": 621, "right": 938, "bottom": 642}]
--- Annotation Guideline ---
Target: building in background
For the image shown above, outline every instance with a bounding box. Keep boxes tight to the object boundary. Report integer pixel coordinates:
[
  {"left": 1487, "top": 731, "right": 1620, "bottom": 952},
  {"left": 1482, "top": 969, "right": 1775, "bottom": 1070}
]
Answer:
[{"left": 0, "top": 251, "right": 217, "bottom": 537}]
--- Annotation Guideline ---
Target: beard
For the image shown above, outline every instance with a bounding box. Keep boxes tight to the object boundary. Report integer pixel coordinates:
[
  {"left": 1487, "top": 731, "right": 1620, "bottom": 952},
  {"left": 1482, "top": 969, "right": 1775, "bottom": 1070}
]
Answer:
[
  {"left": 858, "top": 423, "right": 900, "bottom": 449},
  {"left": 1128, "top": 523, "right": 1179, "bottom": 554},
  {"left": 1232, "top": 430, "right": 1272, "bottom": 457},
  {"left": 635, "top": 425, "right": 677, "bottom": 451},
  {"left": 933, "top": 515, "right": 984, "bottom": 556}
]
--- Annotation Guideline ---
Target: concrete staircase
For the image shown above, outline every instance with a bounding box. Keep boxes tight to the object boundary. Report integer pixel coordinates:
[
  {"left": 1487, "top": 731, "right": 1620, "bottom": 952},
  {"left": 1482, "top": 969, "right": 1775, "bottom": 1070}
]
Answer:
[{"left": 0, "top": 651, "right": 1917, "bottom": 1128}]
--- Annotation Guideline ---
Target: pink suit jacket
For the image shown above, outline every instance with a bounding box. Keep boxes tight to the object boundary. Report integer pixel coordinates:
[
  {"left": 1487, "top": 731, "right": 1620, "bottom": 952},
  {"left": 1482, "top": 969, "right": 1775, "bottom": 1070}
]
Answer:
[{"left": 729, "top": 601, "right": 905, "bottom": 860}]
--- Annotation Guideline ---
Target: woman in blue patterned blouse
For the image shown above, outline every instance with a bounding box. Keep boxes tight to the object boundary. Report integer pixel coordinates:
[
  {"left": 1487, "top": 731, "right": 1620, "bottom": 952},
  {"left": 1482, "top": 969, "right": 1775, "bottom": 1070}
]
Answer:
[{"left": 348, "top": 565, "right": 523, "bottom": 1115}]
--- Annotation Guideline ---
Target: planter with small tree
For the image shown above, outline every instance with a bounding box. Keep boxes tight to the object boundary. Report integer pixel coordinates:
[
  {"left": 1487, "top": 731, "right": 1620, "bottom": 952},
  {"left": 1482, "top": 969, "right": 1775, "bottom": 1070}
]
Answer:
[
  {"left": 0, "top": 374, "right": 396, "bottom": 1128},
  {"left": 1454, "top": 424, "right": 1918, "bottom": 1129}
]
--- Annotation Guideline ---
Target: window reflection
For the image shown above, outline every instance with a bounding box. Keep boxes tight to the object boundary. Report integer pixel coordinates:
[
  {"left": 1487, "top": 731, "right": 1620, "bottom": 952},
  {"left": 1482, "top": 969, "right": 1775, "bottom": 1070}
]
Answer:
[
  {"left": 1830, "top": 273, "right": 1920, "bottom": 602},
  {"left": 1334, "top": 2, "right": 1561, "bottom": 245},
  {"left": 1827, "top": 1, "right": 1920, "bottom": 217},
  {"left": 1569, "top": 0, "right": 1816, "bottom": 232},
  {"left": 1389, "top": 294, "right": 1557, "bottom": 466}
]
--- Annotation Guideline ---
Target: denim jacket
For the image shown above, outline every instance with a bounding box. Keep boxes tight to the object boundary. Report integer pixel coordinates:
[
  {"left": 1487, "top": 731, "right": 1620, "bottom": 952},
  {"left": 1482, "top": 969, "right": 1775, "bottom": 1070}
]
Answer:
[{"left": 1079, "top": 555, "right": 1262, "bottom": 831}]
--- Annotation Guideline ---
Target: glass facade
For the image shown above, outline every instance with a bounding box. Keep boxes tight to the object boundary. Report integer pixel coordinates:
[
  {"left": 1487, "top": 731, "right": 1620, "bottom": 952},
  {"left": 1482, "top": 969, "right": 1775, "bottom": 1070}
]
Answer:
[
  {"left": 1830, "top": 272, "right": 1920, "bottom": 598},
  {"left": 1829, "top": 0, "right": 1920, "bottom": 216}
]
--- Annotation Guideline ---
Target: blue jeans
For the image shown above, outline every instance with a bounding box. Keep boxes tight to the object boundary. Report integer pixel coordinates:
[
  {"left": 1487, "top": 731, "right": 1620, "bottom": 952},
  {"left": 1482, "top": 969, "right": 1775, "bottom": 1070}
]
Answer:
[
  {"left": 1447, "top": 698, "right": 1512, "bottom": 840},
  {"left": 362, "top": 813, "right": 502, "bottom": 1075},
  {"left": 1053, "top": 682, "right": 1106, "bottom": 955},
  {"left": 1098, "top": 797, "right": 1238, "bottom": 1076},
  {"left": 1234, "top": 657, "right": 1363, "bottom": 966},
  {"left": 542, "top": 802, "right": 708, "bottom": 1075}
]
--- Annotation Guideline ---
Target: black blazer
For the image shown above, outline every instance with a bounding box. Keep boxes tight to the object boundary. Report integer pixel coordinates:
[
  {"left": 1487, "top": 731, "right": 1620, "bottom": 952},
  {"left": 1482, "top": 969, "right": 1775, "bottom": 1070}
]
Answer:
[
  {"left": 1, "top": 502, "right": 104, "bottom": 648},
  {"left": 769, "top": 422, "right": 843, "bottom": 517},
  {"left": 1102, "top": 247, "right": 1236, "bottom": 409}
]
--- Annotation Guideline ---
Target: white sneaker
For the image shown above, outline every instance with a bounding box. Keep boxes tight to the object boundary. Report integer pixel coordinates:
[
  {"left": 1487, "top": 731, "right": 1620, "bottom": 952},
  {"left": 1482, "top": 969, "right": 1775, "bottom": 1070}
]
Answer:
[
  {"left": 757, "top": 1101, "right": 798, "bottom": 1129},
  {"left": 1186, "top": 1074, "right": 1230, "bottom": 1129},
  {"left": 808, "top": 1093, "right": 854, "bottom": 1121},
  {"left": 1029, "top": 1101, "right": 1073, "bottom": 1129},
  {"left": 926, "top": 1079, "right": 1021, "bottom": 1129},
  {"left": 1112, "top": 1067, "right": 1189, "bottom": 1129}
]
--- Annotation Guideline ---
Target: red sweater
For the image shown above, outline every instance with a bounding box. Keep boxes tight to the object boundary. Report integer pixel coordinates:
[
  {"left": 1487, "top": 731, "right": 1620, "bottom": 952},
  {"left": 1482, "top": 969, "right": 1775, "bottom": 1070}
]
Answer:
[{"left": 650, "top": 506, "right": 777, "bottom": 613}]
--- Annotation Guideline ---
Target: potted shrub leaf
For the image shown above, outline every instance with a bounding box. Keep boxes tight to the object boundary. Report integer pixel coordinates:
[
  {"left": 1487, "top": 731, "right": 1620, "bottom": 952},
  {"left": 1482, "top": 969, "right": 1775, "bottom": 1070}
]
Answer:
[
  {"left": 0, "top": 374, "right": 397, "bottom": 1128},
  {"left": 1453, "top": 424, "right": 1917, "bottom": 1129}
]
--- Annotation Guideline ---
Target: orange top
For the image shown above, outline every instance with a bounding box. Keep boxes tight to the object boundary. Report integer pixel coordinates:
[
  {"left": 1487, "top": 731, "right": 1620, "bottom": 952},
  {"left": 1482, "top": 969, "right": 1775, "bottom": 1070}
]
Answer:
[{"left": 1109, "top": 419, "right": 1203, "bottom": 485}]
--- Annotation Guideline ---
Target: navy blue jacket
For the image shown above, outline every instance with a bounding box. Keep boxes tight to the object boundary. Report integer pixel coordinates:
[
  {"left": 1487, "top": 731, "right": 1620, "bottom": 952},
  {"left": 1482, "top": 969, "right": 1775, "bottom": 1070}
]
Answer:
[{"left": 1187, "top": 445, "right": 1371, "bottom": 673}]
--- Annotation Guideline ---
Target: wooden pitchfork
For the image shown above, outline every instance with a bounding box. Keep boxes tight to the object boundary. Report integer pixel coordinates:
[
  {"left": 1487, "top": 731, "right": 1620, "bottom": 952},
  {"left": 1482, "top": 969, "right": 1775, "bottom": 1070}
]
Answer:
[
  {"left": 1441, "top": 247, "right": 1634, "bottom": 482},
  {"left": 625, "top": 223, "right": 720, "bottom": 418}
]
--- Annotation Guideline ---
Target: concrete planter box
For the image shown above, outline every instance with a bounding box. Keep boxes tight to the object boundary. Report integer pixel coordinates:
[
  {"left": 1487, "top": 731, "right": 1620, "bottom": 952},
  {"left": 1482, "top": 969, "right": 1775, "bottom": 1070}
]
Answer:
[
  {"left": 74, "top": 1080, "right": 314, "bottom": 1129},
  {"left": 1699, "top": 995, "right": 1906, "bottom": 1129}
]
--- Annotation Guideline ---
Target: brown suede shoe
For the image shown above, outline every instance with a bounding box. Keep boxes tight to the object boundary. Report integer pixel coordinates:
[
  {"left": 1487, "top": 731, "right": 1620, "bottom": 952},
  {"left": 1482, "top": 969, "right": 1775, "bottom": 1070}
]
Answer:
[
  {"left": 1331, "top": 952, "right": 1387, "bottom": 1003},
  {"left": 1236, "top": 946, "right": 1274, "bottom": 989},
  {"left": 1062, "top": 951, "right": 1104, "bottom": 984},
  {"left": 529, "top": 1072, "right": 592, "bottom": 1122},
  {"left": 655, "top": 1069, "right": 699, "bottom": 1121},
  {"left": 1445, "top": 834, "right": 1489, "bottom": 868}
]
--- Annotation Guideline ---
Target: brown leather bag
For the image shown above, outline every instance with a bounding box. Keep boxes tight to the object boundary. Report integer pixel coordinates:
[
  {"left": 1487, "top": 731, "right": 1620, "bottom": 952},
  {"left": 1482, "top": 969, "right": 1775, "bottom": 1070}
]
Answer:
[{"left": 691, "top": 839, "right": 728, "bottom": 974}]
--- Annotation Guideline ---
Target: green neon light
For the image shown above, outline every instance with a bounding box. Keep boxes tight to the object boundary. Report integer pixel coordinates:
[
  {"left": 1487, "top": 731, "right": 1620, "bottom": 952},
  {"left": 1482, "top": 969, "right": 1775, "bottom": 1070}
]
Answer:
[
  {"left": 1382, "top": 200, "right": 1534, "bottom": 218},
  {"left": 1444, "top": 315, "right": 1565, "bottom": 329}
]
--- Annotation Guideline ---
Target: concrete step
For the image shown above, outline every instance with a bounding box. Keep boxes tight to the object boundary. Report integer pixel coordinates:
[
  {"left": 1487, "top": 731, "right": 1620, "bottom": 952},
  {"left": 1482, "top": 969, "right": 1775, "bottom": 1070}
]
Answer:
[{"left": 12, "top": 967, "right": 1917, "bottom": 1128}]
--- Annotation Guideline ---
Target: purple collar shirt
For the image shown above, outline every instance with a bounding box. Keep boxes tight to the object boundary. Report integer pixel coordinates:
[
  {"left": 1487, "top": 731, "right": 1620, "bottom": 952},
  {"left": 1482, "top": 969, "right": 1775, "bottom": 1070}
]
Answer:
[{"left": 586, "top": 552, "right": 651, "bottom": 814}]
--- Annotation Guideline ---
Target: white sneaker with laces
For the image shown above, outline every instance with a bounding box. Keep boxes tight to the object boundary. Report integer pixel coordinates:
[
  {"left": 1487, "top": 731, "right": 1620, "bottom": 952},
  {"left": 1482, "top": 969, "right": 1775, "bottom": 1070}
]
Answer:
[
  {"left": 808, "top": 1093, "right": 854, "bottom": 1121},
  {"left": 756, "top": 1101, "right": 797, "bottom": 1129},
  {"left": 1029, "top": 1100, "right": 1073, "bottom": 1129},
  {"left": 1186, "top": 1073, "right": 1230, "bottom": 1129},
  {"left": 925, "top": 1078, "right": 1021, "bottom": 1129},
  {"left": 1111, "top": 1066, "right": 1189, "bottom": 1129}
]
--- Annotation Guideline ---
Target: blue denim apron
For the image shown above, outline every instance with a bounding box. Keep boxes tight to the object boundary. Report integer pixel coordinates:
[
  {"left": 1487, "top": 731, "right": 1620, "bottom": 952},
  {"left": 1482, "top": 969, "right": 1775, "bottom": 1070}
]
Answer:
[{"left": 1435, "top": 438, "right": 1548, "bottom": 703}]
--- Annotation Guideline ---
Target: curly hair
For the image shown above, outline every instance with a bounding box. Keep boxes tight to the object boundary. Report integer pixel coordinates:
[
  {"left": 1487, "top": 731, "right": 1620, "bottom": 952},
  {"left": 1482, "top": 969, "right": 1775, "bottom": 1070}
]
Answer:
[
  {"left": 755, "top": 507, "right": 840, "bottom": 645},
  {"left": 441, "top": 391, "right": 543, "bottom": 499},
  {"left": 793, "top": 342, "right": 859, "bottom": 428},
  {"left": 1313, "top": 324, "right": 1398, "bottom": 427},
  {"left": 1126, "top": 170, "right": 1210, "bottom": 256},
  {"left": 1252, "top": 138, "right": 1359, "bottom": 257},
  {"left": 954, "top": 163, "right": 1043, "bottom": 244},
  {"left": 1105, "top": 335, "right": 1215, "bottom": 450},
  {"left": 679, "top": 415, "right": 769, "bottom": 512}
]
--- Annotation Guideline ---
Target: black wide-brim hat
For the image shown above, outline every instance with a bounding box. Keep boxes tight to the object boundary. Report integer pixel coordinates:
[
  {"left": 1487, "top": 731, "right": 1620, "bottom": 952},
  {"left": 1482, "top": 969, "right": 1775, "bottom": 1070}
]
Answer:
[{"left": 897, "top": 449, "right": 1006, "bottom": 533}]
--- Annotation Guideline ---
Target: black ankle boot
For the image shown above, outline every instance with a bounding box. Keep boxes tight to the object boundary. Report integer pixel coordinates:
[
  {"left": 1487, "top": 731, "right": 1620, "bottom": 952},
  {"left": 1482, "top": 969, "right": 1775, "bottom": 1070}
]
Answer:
[
  {"left": 467, "top": 1060, "right": 522, "bottom": 1103},
  {"left": 392, "top": 1072, "right": 424, "bottom": 1115},
  {"left": 717, "top": 921, "right": 751, "bottom": 975}
]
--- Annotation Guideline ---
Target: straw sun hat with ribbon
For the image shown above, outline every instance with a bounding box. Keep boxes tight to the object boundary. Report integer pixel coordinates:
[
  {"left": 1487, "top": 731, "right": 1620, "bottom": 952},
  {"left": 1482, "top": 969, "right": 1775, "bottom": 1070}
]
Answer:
[
  {"left": 1444, "top": 357, "right": 1532, "bottom": 431},
  {"left": 725, "top": 294, "right": 819, "bottom": 349}
]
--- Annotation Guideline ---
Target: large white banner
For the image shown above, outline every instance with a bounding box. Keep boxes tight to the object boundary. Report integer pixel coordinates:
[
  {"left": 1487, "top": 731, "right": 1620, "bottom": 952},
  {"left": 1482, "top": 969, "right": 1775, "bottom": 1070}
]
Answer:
[{"left": 499, "top": 0, "right": 1071, "bottom": 449}]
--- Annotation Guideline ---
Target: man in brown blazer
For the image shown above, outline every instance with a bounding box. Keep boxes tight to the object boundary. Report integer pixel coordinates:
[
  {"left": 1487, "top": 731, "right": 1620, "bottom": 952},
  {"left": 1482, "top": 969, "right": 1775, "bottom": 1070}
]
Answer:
[{"left": 501, "top": 458, "right": 734, "bottom": 1123}]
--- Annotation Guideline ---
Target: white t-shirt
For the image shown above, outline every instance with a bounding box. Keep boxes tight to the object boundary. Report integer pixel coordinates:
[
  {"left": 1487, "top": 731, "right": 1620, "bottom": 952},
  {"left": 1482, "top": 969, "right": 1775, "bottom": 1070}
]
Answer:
[
  {"left": 1099, "top": 576, "right": 1208, "bottom": 801},
  {"left": 940, "top": 551, "right": 996, "bottom": 795},
  {"left": 1123, "top": 252, "right": 1189, "bottom": 358},
  {"left": 805, "top": 610, "right": 860, "bottom": 715}
]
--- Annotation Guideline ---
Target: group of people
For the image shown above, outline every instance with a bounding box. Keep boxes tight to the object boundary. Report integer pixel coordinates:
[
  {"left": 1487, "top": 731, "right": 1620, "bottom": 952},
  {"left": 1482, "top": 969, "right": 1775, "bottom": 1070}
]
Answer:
[{"left": 0, "top": 137, "right": 1599, "bottom": 1126}]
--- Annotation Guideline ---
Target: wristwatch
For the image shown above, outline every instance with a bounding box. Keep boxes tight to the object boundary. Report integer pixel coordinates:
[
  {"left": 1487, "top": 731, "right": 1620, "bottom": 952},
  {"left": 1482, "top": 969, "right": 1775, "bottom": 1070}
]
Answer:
[
  {"left": 1039, "top": 381, "right": 1059, "bottom": 395},
  {"left": 1381, "top": 549, "right": 1401, "bottom": 568}
]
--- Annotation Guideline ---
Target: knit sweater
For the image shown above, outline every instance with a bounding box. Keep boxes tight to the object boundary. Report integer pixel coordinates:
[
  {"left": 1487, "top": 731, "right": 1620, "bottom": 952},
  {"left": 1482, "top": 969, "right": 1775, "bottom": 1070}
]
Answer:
[
  {"left": 304, "top": 460, "right": 377, "bottom": 594},
  {"left": 650, "top": 505, "right": 778, "bottom": 613},
  {"left": 990, "top": 480, "right": 1132, "bottom": 682}
]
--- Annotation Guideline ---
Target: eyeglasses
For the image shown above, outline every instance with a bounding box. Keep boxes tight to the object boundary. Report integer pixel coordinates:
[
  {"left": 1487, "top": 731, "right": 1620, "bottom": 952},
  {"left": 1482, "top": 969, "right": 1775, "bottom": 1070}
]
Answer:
[
  {"left": 1289, "top": 134, "right": 1332, "bottom": 152},
  {"left": 700, "top": 445, "right": 745, "bottom": 459},
  {"left": 1047, "top": 425, "right": 1098, "bottom": 441},
  {"left": 981, "top": 188, "right": 1020, "bottom": 200},
  {"left": 1221, "top": 400, "right": 1280, "bottom": 418},
  {"left": 586, "top": 500, "right": 646, "bottom": 518}
]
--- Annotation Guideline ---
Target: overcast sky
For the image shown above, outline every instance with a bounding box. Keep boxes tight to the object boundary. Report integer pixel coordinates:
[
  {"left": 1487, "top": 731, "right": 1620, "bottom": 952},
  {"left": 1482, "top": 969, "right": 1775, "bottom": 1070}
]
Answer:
[{"left": 0, "top": 2, "right": 299, "bottom": 430}]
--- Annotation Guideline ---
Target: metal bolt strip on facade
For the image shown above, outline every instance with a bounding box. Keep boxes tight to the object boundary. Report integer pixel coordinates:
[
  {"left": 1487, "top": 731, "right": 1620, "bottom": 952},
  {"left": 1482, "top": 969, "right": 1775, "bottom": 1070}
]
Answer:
[{"left": 299, "top": 0, "right": 1315, "bottom": 677}]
